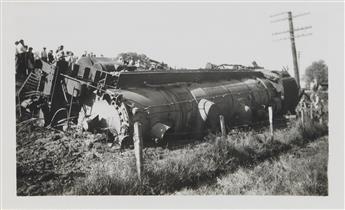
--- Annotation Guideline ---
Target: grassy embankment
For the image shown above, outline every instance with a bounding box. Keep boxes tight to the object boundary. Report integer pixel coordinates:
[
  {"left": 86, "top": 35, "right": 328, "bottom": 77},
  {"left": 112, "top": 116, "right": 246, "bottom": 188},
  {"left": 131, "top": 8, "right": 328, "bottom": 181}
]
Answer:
[
  {"left": 73, "top": 118, "right": 328, "bottom": 195},
  {"left": 175, "top": 136, "right": 328, "bottom": 195}
]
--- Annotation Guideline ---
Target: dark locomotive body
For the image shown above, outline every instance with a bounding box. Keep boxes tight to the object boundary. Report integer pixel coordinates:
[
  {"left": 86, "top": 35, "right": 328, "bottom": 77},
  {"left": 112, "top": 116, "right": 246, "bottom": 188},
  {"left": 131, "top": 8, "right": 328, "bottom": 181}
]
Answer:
[{"left": 41, "top": 58, "right": 299, "bottom": 146}]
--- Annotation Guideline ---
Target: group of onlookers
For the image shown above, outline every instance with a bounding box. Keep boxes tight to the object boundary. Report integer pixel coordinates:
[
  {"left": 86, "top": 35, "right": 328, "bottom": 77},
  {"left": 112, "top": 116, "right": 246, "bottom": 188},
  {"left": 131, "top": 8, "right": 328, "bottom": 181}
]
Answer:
[
  {"left": 116, "top": 55, "right": 170, "bottom": 71},
  {"left": 15, "top": 40, "right": 172, "bottom": 82},
  {"left": 40, "top": 47, "right": 55, "bottom": 64},
  {"left": 81, "top": 51, "right": 99, "bottom": 58},
  {"left": 15, "top": 40, "right": 40, "bottom": 80},
  {"left": 297, "top": 78, "right": 328, "bottom": 124},
  {"left": 54, "top": 45, "right": 78, "bottom": 68},
  {"left": 15, "top": 40, "right": 79, "bottom": 81}
]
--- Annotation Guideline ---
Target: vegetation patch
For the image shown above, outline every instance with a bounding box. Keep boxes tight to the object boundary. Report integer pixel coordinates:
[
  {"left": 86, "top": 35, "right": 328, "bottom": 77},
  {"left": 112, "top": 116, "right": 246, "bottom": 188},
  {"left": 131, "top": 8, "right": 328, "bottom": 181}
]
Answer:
[
  {"left": 73, "top": 119, "right": 328, "bottom": 195},
  {"left": 175, "top": 136, "right": 328, "bottom": 195}
]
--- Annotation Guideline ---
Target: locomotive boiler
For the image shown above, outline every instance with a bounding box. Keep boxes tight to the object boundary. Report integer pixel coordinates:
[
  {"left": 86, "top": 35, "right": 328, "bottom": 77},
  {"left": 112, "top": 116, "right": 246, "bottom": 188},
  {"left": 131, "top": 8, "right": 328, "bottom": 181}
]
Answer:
[{"left": 47, "top": 58, "right": 299, "bottom": 146}]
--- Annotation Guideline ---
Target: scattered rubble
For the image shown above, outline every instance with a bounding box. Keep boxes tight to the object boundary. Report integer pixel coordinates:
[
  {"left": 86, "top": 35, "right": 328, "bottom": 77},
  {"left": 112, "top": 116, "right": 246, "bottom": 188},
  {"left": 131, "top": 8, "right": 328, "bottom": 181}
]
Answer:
[{"left": 16, "top": 125, "right": 132, "bottom": 195}]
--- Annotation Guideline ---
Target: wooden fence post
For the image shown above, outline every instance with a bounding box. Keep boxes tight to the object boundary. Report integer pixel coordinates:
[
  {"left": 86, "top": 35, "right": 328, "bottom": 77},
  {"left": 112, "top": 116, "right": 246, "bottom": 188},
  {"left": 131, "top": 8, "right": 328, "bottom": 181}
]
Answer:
[
  {"left": 268, "top": 106, "right": 274, "bottom": 140},
  {"left": 67, "top": 88, "right": 75, "bottom": 129},
  {"left": 133, "top": 121, "right": 143, "bottom": 181},
  {"left": 310, "top": 104, "right": 313, "bottom": 120},
  {"left": 219, "top": 115, "right": 226, "bottom": 138}
]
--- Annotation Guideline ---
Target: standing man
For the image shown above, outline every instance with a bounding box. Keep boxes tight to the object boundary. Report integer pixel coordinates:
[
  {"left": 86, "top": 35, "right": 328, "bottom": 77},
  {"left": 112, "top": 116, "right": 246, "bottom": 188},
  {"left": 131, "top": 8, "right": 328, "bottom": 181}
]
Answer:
[
  {"left": 34, "top": 52, "right": 43, "bottom": 75},
  {"left": 65, "top": 51, "right": 74, "bottom": 68},
  {"left": 23, "top": 45, "right": 29, "bottom": 77},
  {"left": 55, "top": 45, "right": 65, "bottom": 61},
  {"left": 48, "top": 50, "right": 55, "bottom": 64},
  {"left": 41, "top": 47, "right": 48, "bottom": 62},
  {"left": 16, "top": 40, "right": 26, "bottom": 79},
  {"left": 15, "top": 41, "right": 20, "bottom": 77},
  {"left": 26, "top": 47, "right": 35, "bottom": 75}
]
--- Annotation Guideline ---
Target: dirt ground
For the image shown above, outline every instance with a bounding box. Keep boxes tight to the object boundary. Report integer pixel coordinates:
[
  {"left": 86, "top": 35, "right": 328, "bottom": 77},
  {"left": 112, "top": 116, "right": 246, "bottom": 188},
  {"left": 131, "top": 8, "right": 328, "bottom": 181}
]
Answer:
[{"left": 16, "top": 126, "right": 131, "bottom": 195}]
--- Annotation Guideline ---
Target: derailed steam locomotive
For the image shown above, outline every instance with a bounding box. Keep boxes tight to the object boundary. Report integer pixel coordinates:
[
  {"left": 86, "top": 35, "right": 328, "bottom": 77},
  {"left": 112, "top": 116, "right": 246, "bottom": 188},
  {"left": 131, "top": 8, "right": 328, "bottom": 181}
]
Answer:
[{"left": 42, "top": 57, "right": 299, "bottom": 147}]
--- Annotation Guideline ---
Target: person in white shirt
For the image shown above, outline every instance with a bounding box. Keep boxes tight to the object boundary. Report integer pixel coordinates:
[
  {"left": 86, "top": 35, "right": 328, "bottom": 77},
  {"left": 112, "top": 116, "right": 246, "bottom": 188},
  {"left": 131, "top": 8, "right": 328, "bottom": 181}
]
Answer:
[
  {"left": 129, "top": 58, "right": 135, "bottom": 66},
  {"left": 135, "top": 60, "right": 141, "bottom": 68},
  {"left": 16, "top": 40, "right": 25, "bottom": 54},
  {"left": 65, "top": 51, "right": 71, "bottom": 62},
  {"left": 69, "top": 52, "right": 76, "bottom": 62},
  {"left": 41, "top": 47, "right": 48, "bottom": 62},
  {"left": 65, "top": 51, "right": 75, "bottom": 68}
]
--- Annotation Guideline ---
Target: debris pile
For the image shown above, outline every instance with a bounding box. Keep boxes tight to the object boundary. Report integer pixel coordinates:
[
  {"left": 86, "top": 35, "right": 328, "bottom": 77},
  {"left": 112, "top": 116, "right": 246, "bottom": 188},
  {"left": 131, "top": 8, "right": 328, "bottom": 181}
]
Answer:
[
  {"left": 115, "top": 52, "right": 171, "bottom": 70},
  {"left": 16, "top": 125, "right": 130, "bottom": 195}
]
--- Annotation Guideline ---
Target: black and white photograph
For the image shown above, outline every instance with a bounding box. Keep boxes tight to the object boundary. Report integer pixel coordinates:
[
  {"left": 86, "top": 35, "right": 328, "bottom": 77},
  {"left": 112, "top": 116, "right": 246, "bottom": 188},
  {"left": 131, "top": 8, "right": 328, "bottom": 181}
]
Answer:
[{"left": 0, "top": 0, "right": 344, "bottom": 209}]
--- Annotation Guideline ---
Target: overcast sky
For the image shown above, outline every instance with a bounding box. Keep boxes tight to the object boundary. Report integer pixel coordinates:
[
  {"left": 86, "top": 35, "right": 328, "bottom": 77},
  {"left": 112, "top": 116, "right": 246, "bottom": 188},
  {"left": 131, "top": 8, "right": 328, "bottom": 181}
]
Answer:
[{"left": 3, "top": 2, "right": 343, "bottom": 85}]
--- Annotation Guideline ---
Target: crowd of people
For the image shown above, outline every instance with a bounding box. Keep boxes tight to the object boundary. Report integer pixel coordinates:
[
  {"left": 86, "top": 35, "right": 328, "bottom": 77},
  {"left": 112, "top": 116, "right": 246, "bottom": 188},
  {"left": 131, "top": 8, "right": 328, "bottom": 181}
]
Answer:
[
  {"left": 15, "top": 39, "right": 172, "bottom": 83},
  {"left": 15, "top": 40, "right": 41, "bottom": 80},
  {"left": 15, "top": 40, "right": 100, "bottom": 81},
  {"left": 81, "top": 51, "right": 100, "bottom": 58},
  {"left": 297, "top": 78, "right": 328, "bottom": 124},
  {"left": 115, "top": 53, "right": 170, "bottom": 71}
]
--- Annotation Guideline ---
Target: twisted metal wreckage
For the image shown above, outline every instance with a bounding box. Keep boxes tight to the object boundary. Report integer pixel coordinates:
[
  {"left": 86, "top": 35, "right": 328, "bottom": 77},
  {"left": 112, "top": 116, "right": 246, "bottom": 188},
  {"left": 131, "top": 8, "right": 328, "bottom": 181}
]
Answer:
[{"left": 17, "top": 57, "right": 299, "bottom": 147}]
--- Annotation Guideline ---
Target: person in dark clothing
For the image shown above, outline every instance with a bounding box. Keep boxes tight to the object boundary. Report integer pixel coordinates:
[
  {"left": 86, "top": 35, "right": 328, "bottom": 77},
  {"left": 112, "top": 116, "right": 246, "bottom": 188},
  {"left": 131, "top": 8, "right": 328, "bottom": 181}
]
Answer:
[
  {"left": 23, "top": 45, "right": 29, "bottom": 77},
  {"left": 56, "top": 45, "right": 64, "bottom": 54},
  {"left": 15, "top": 41, "right": 20, "bottom": 77},
  {"left": 15, "top": 40, "right": 27, "bottom": 80},
  {"left": 48, "top": 50, "right": 55, "bottom": 64},
  {"left": 27, "top": 47, "right": 35, "bottom": 75},
  {"left": 34, "top": 56, "right": 43, "bottom": 70}
]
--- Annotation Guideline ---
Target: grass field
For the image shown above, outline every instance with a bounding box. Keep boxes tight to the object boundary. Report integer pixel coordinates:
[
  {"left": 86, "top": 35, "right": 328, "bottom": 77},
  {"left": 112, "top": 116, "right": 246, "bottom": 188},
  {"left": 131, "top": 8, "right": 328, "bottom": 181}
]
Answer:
[
  {"left": 175, "top": 136, "right": 328, "bottom": 195},
  {"left": 72, "top": 118, "right": 328, "bottom": 195},
  {"left": 17, "top": 117, "right": 328, "bottom": 195}
]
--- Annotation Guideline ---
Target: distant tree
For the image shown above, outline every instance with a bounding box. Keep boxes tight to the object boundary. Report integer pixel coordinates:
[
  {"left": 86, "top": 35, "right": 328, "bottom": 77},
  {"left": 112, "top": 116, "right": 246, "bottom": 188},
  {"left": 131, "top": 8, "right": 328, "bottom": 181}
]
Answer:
[{"left": 303, "top": 60, "right": 328, "bottom": 86}]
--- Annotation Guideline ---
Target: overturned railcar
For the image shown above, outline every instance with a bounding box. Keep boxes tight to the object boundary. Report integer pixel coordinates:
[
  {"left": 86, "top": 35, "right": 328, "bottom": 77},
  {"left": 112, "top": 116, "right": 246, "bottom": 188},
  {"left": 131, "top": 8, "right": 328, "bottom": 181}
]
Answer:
[{"left": 49, "top": 59, "right": 299, "bottom": 146}]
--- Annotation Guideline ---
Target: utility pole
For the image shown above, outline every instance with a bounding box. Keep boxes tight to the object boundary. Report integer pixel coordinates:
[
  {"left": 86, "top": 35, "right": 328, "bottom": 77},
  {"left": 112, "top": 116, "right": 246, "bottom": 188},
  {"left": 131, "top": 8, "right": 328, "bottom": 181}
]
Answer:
[
  {"left": 270, "top": 11, "right": 312, "bottom": 89},
  {"left": 298, "top": 51, "right": 301, "bottom": 72},
  {"left": 288, "top": 11, "right": 300, "bottom": 88}
]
